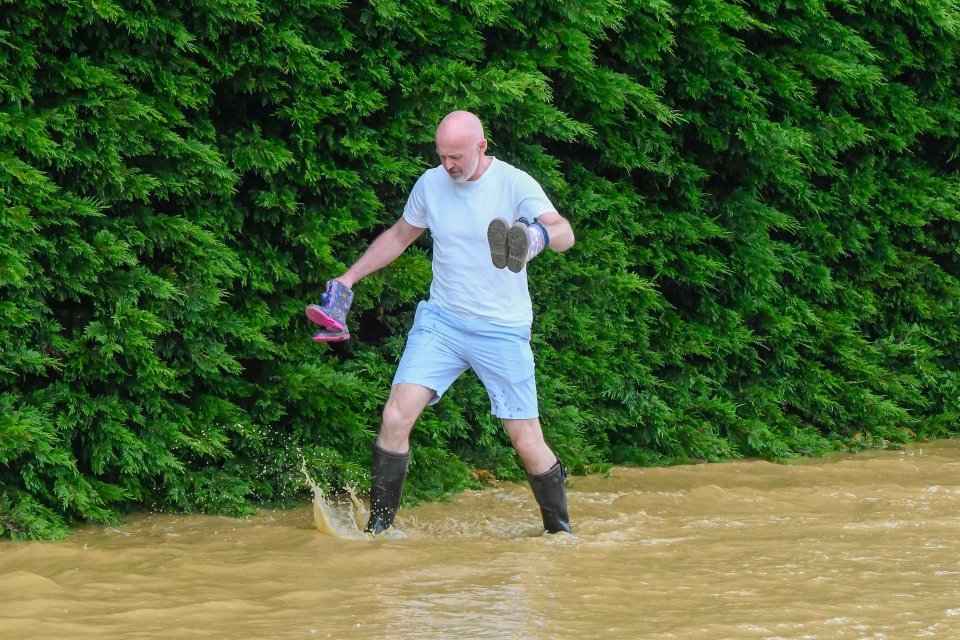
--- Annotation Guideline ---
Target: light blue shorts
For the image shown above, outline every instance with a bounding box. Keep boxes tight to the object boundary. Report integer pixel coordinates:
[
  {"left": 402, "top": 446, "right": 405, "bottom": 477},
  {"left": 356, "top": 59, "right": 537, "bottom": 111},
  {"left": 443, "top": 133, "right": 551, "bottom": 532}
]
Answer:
[{"left": 393, "top": 301, "right": 539, "bottom": 419}]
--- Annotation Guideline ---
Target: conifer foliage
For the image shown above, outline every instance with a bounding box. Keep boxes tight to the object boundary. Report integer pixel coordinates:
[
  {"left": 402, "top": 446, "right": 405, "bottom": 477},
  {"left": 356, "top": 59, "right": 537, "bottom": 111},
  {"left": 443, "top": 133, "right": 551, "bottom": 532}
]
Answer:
[{"left": 1, "top": 0, "right": 957, "bottom": 538}]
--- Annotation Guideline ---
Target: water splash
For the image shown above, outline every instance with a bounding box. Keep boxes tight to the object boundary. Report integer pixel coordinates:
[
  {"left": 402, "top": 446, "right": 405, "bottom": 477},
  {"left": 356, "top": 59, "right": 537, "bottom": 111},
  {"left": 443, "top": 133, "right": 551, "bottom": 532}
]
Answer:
[{"left": 298, "top": 456, "right": 370, "bottom": 541}]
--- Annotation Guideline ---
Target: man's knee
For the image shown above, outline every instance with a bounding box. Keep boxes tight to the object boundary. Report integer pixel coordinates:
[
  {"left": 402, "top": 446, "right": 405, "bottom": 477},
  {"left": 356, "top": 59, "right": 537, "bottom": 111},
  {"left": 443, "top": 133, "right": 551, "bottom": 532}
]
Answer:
[
  {"left": 381, "top": 400, "right": 418, "bottom": 432},
  {"left": 380, "top": 384, "right": 433, "bottom": 433},
  {"left": 506, "top": 418, "right": 546, "bottom": 452},
  {"left": 378, "top": 402, "right": 416, "bottom": 453}
]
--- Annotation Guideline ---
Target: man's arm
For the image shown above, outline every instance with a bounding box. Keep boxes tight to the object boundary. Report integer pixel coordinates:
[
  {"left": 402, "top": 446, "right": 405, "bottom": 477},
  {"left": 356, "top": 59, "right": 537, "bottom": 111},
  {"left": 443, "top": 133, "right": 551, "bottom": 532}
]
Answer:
[
  {"left": 336, "top": 217, "right": 426, "bottom": 288},
  {"left": 535, "top": 211, "right": 575, "bottom": 252}
]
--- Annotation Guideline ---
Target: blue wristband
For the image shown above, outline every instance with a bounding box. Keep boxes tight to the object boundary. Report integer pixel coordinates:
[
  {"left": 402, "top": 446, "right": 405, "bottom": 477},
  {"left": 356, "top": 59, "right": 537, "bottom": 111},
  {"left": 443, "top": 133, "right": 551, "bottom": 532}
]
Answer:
[{"left": 532, "top": 217, "right": 550, "bottom": 247}]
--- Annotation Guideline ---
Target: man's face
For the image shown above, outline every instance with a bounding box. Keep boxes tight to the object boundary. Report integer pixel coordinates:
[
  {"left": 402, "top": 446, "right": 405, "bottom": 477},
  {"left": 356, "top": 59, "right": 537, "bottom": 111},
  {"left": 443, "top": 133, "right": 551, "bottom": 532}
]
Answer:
[{"left": 437, "top": 139, "right": 483, "bottom": 183}]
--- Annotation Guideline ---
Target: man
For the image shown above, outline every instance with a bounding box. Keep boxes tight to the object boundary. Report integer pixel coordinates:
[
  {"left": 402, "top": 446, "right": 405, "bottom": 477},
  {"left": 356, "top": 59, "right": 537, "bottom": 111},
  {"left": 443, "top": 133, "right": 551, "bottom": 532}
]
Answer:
[{"left": 306, "top": 110, "right": 575, "bottom": 535}]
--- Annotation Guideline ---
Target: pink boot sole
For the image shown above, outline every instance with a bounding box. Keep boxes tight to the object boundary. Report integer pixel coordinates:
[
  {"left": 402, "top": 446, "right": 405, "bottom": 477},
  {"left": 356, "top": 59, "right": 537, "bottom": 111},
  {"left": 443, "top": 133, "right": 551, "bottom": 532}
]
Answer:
[{"left": 306, "top": 304, "right": 346, "bottom": 332}]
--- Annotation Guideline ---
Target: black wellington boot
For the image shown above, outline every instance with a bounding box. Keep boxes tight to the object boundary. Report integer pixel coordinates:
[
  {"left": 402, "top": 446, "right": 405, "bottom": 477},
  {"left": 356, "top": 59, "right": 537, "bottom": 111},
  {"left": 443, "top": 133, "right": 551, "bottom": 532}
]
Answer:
[
  {"left": 364, "top": 443, "right": 410, "bottom": 534},
  {"left": 526, "top": 459, "right": 572, "bottom": 534}
]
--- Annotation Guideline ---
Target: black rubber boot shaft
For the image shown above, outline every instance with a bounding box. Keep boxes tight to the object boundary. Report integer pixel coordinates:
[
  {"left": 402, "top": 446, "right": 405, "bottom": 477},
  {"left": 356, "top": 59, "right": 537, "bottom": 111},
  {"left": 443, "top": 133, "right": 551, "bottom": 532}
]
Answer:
[
  {"left": 527, "top": 459, "right": 572, "bottom": 534},
  {"left": 365, "top": 443, "right": 409, "bottom": 534}
]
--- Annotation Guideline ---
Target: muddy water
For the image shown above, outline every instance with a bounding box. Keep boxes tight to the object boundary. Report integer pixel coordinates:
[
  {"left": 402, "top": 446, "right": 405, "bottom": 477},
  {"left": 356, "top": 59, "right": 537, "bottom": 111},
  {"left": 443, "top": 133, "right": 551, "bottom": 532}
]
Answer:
[{"left": 2, "top": 441, "right": 959, "bottom": 640}]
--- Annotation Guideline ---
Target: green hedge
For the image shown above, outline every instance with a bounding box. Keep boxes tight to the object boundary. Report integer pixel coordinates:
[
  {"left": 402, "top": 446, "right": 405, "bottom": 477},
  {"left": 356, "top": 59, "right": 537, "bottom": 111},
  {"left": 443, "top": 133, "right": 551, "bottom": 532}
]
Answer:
[{"left": 1, "top": 0, "right": 957, "bottom": 539}]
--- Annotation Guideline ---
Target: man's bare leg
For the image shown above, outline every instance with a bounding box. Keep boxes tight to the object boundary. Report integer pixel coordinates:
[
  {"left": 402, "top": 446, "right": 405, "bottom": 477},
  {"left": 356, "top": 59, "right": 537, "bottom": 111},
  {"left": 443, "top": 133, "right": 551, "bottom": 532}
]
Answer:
[
  {"left": 504, "top": 418, "right": 558, "bottom": 475},
  {"left": 377, "top": 383, "right": 435, "bottom": 453}
]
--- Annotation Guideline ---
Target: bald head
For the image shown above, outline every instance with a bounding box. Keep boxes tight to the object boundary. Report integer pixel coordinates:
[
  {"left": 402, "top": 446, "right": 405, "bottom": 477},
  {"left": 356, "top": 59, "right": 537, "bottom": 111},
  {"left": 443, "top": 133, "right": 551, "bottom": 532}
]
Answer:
[
  {"left": 436, "top": 111, "right": 485, "bottom": 146},
  {"left": 435, "top": 111, "right": 489, "bottom": 182}
]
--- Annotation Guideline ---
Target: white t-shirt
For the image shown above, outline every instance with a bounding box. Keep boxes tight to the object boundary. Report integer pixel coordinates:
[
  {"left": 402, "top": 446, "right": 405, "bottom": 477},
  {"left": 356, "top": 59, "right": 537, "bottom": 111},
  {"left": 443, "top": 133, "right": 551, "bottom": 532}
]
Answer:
[{"left": 402, "top": 157, "right": 555, "bottom": 327}]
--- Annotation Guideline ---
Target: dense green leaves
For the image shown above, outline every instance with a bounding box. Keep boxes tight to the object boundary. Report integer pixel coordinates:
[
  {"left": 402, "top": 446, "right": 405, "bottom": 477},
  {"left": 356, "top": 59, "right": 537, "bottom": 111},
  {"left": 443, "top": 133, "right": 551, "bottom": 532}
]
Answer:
[{"left": 1, "top": 0, "right": 957, "bottom": 538}]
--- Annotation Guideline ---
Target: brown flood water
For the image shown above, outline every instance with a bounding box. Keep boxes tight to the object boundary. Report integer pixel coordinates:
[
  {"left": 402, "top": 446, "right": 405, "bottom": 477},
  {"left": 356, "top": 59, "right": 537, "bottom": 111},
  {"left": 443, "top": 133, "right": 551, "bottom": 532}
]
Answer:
[{"left": 2, "top": 440, "right": 959, "bottom": 639}]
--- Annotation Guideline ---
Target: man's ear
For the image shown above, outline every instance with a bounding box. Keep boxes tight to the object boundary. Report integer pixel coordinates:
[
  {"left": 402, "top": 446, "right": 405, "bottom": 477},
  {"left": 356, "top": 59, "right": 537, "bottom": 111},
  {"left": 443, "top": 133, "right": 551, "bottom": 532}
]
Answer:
[{"left": 478, "top": 138, "right": 488, "bottom": 154}]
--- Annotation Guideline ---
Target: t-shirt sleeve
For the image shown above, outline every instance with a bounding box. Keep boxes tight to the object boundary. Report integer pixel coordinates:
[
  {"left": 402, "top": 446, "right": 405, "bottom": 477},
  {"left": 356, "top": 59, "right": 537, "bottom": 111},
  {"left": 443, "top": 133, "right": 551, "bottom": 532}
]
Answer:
[
  {"left": 514, "top": 170, "right": 556, "bottom": 220},
  {"left": 402, "top": 173, "right": 430, "bottom": 229}
]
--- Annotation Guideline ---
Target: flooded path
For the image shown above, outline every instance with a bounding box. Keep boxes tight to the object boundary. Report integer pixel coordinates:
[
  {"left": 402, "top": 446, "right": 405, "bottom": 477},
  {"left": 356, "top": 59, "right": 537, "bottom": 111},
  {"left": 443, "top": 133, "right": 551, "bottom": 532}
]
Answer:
[{"left": 2, "top": 440, "right": 959, "bottom": 639}]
